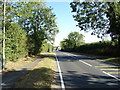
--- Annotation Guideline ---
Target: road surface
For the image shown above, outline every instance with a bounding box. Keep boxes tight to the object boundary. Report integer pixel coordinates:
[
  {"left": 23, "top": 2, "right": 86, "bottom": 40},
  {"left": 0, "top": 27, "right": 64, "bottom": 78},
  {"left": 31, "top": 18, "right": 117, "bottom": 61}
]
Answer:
[{"left": 56, "top": 51, "right": 120, "bottom": 89}]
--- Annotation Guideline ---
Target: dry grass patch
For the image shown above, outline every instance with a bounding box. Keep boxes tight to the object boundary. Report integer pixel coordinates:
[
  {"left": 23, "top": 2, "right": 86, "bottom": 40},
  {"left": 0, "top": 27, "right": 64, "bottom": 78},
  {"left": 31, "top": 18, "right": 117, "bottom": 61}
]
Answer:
[
  {"left": 15, "top": 53, "right": 57, "bottom": 89},
  {"left": 4, "top": 56, "right": 37, "bottom": 72}
]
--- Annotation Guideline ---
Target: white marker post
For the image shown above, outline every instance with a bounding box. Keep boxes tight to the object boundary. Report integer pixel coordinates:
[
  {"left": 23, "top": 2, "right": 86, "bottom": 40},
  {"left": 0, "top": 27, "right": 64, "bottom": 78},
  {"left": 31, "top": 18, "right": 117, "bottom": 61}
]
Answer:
[{"left": 2, "top": 0, "right": 6, "bottom": 70}]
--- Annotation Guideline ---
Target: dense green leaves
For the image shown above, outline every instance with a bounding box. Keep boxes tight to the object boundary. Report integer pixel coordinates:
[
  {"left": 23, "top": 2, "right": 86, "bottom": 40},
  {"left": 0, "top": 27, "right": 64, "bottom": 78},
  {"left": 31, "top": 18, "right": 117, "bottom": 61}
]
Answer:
[
  {"left": 72, "top": 41, "right": 119, "bottom": 57},
  {"left": 6, "top": 2, "right": 59, "bottom": 56},
  {"left": 70, "top": 2, "right": 109, "bottom": 38},
  {"left": 60, "top": 32, "right": 84, "bottom": 51},
  {"left": 70, "top": 2, "right": 120, "bottom": 45},
  {"left": 5, "top": 23, "right": 28, "bottom": 61},
  {"left": 3, "top": 2, "right": 58, "bottom": 61}
]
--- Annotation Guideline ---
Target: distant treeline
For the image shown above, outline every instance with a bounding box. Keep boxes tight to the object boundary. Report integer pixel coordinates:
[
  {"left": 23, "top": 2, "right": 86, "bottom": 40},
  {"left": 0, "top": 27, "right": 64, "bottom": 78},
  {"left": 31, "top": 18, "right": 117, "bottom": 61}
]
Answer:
[{"left": 61, "top": 41, "right": 120, "bottom": 57}]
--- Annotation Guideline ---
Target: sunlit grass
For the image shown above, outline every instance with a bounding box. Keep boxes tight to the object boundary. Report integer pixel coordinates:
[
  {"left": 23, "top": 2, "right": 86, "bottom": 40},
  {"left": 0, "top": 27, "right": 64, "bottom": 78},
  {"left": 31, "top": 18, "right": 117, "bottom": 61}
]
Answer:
[
  {"left": 15, "top": 53, "right": 57, "bottom": 89},
  {"left": 4, "top": 56, "right": 37, "bottom": 72},
  {"left": 103, "top": 57, "right": 120, "bottom": 64}
]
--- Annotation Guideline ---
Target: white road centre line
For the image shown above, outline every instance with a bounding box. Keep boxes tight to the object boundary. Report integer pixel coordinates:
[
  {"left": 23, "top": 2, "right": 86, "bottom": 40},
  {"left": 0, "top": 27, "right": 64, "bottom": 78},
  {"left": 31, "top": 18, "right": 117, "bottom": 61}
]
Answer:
[
  {"left": 55, "top": 53, "right": 65, "bottom": 90},
  {"left": 102, "top": 71, "right": 120, "bottom": 81},
  {"left": 63, "top": 52, "right": 92, "bottom": 67},
  {"left": 63, "top": 52, "right": 120, "bottom": 81},
  {"left": 79, "top": 60, "right": 92, "bottom": 67}
]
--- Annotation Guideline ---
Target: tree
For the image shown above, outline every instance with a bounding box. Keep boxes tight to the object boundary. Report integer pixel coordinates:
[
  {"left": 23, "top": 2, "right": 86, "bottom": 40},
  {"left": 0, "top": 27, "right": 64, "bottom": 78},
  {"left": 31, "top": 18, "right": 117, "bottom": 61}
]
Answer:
[
  {"left": 7, "top": 2, "right": 59, "bottom": 55},
  {"left": 5, "top": 22, "right": 28, "bottom": 61},
  {"left": 68, "top": 32, "right": 84, "bottom": 49},
  {"left": 60, "top": 39, "right": 70, "bottom": 50},
  {"left": 70, "top": 1, "right": 120, "bottom": 45},
  {"left": 60, "top": 32, "right": 84, "bottom": 51}
]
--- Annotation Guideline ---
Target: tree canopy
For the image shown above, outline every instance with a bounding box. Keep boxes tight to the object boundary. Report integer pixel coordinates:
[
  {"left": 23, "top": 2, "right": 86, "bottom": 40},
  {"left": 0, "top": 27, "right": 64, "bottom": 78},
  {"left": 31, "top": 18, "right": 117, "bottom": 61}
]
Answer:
[
  {"left": 60, "top": 32, "right": 84, "bottom": 50},
  {"left": 70, "top": 1, "right": 120, "bottom": 45},
  {"left": 6, "top": 2, "right": 59, "bottom": 55},
  {"left": 1, "top": 1, "right": 59, "bottom": 61}
]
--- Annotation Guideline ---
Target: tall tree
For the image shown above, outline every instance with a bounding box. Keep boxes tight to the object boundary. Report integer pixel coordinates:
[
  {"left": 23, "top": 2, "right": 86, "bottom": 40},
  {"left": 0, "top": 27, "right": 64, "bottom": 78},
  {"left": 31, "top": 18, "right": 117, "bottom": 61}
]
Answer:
[
  {"left": 7, "top": 2, "right": 59, "bottom": 55},
  {"left": 60, "top": 39, "right": 70, "bottom": 50},
  {"left": 60, "top": 32, "right": 84, "bottom": 50},
  {"left": 70, "top": 1, "right": 120, "bottom": 45},
  {"left": 68, "top": 32, "right": 84, "bottom": 49}
]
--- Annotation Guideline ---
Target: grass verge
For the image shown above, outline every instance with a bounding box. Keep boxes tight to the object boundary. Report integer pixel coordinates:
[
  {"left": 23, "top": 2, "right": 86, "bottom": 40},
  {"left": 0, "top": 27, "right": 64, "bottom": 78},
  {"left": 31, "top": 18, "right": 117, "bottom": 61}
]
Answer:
[
  {"left": 3, "top": 56, "right": 37, "bottom": 72},
  {"left": 71, "top": 52, "right": 120, "bottom": 65},
  {"left": 15, "top": 52, "right": 57, "bottom": 89}
]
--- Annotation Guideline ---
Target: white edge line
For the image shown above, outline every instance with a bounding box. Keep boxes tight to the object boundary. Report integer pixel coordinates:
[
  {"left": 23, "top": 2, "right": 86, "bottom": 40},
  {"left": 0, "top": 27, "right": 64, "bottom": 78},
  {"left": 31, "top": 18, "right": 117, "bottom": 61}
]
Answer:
[
  {"left": 102, "top": 71, "right": 120, "bottom": 81},
  {"left": 79, "top": 60, "right": 92, "bottom": 67},
  {"left": 55, "top": 53, "right": 65, "bottom": 90}
]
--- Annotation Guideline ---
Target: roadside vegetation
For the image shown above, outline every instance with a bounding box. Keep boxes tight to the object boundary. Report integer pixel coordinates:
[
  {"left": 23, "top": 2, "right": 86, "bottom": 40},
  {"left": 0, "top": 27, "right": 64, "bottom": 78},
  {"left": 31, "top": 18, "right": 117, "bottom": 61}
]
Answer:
[
  {"left": 3, "top": 56, "right": 37, "bottom": 73},
  {"left": 61, "top": 34, "right": 120, "bottom": 64},
  {"left": 1, "top": 2, "right": 59, "bottom": 65},
  {"left": 15, "top": 53, "right": 57, "bottom": 89},
  {"left": 1, "top": 1, "right": 58, "bottom": 89},
  {"left": 60, "top": 1, "right": 120, "bottom": 64}
]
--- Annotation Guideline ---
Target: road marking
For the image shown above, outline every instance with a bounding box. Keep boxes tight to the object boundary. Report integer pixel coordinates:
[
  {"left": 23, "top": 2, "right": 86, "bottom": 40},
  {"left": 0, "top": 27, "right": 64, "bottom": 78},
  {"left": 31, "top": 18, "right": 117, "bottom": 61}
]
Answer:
[
  {"left": 100, "top": 69, "right": 120, "bottom": 70},
  {"left": 102, "top": 71, "right": 120, "bottom": 81},
  {"left": 62, "top": 52, "right": 120, "bottom": 81},
  {"left": 107, "top": 72, "right": 120, "bottom": 74},
  {"left": 64, "top": 52, "right": 93, "bottom": 67},
  {"left": 95, "top": 66, "right": 120, "bottom": 67},
  {"left": 79, "top": 60, "right": 92, "bottom": 67},
  {"left": 55, "top": 53, "right": 65, "bottom": 90}
]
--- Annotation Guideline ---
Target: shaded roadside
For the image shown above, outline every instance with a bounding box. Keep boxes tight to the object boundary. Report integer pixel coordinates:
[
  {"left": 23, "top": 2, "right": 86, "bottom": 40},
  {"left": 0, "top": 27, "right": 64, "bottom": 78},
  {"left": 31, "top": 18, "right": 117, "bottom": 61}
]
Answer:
[
  {"left": 2, "top": 57, "right": 41, "bottom": 88},
  {"left": 2, "top": 53, "right": 59, "bottom": 89},
  {"left": 65, "top": 51, "right": 120, "bottom": 66}
]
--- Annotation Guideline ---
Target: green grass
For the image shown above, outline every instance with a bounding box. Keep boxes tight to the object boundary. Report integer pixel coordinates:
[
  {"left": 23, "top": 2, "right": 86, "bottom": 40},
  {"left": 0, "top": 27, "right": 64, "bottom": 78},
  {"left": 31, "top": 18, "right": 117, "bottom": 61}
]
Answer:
[
  {"left": 102, "top": 57, "right": 120, "bottom": 64},
  {"left": 15, "top": 53, "right": 57, "bottom": 89},
  {"left": 71, "top": 52, "right": 120, "bottom": 65}
]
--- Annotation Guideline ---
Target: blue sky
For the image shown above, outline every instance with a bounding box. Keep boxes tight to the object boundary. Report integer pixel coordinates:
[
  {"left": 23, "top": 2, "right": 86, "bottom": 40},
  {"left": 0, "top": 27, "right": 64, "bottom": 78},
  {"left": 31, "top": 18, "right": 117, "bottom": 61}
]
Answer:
[{"left": 46, "top": 2, "right": 110, "bottom": 46}]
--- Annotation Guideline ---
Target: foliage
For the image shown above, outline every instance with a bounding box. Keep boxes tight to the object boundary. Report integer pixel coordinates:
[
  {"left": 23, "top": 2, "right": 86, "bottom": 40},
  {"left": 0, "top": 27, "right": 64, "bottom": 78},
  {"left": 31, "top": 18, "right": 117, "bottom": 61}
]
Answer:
[
  {"left": 5, "top": 2, "right": 59, "bottom": 56},
  {"left": 70, "top": 2, "right": 120, "bottom": 45},
  {"left": 61, "top": 41, "right": 120, "bottom": 57},
  {"left": 41, "top": 41, "right": 53, "bottom": 53},
  {"left": 77, "top": 41, "right": 119, "bottom": 57},
  {"left": 60, "top": 31, "right": 85, "bottom": 51},
  {"left": 5, "top": 22, "right": 28, "bottom": 61}
]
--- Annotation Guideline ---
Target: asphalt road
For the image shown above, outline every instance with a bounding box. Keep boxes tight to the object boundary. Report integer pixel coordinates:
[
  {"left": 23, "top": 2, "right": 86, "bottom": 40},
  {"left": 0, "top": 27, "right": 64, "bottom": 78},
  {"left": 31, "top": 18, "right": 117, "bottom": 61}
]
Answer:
[{"left": 56, "top": 51, "right": 120, "bottom": 89}]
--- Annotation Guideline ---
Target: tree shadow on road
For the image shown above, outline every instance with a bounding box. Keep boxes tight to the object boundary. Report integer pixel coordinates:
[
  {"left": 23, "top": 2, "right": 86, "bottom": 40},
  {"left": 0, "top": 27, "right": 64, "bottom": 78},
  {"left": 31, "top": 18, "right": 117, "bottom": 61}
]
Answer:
[
  {"left": 63, "top": 70, "right": 120, "bottom": 89},
  {"left": 56, "top": 54, "right": 120, "bottom": 67}
]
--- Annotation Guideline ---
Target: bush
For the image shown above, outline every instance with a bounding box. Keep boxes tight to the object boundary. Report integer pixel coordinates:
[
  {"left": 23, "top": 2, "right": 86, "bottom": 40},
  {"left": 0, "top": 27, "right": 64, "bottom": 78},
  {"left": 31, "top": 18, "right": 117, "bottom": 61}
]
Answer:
[
  {"left": 76, "top": 41, "right": 120, "bottom": 57},
  {"left": 61, "top": 41, "right": 120, "bottom": 57},
  {"left": 41, "top": 42, "right": 53, "bottom": 53},
  {"left": 5, "top": 23, "right": 28, "bottom": 61}
]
